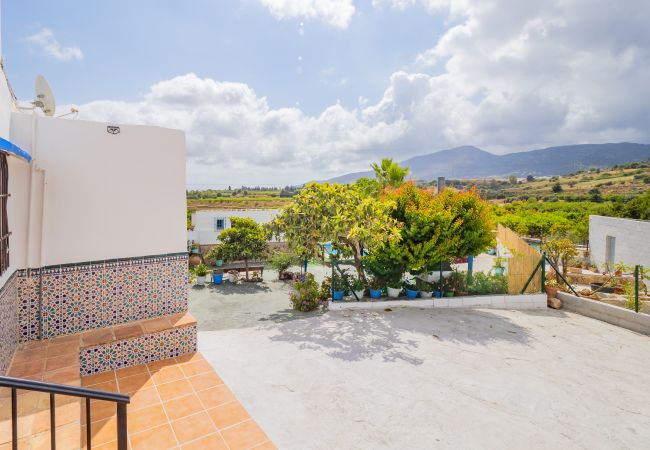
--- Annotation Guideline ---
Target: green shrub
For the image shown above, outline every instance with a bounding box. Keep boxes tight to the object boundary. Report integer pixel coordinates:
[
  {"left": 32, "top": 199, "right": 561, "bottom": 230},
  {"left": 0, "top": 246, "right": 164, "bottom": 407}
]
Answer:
[
  {"left": 268, "top": 251, "right": 301, "bottom": 278},
  {"left": 468, "top": 273, "right": 508, "bottom": 295},
  {"left": 290, "top": 273, "right": 321, "bottom": 312},
  {"left": 195, "top": 264, "right": 208, "bottom": 277}
]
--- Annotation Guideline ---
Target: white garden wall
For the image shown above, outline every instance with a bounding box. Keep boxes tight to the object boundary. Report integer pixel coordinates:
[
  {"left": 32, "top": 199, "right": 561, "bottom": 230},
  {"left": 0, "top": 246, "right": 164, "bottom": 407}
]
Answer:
[
  {"left": 589, "top": 215, "right": 650, "bottom": 271},
  {"left": 190, "top": 209, "right": 281, "bottom": 245}
]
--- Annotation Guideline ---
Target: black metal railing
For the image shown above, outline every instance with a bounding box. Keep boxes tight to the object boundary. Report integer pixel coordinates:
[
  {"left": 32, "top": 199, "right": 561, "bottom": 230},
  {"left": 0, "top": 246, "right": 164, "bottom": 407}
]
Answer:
[{"left": 0, "top": 376, "right": 130, "bottom": 450}]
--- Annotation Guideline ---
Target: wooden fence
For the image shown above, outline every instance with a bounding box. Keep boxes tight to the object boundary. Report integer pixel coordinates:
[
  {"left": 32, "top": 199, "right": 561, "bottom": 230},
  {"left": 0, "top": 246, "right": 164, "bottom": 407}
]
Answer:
[{"left": 497, "top": 224, "right": 542, "bottom": 294}]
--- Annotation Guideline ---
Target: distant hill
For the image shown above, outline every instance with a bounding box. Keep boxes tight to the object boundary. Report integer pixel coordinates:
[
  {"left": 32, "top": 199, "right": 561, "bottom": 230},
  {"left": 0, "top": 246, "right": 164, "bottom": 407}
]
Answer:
[{"left": 325, "top": 143, "right": 650, "bottom": 183}]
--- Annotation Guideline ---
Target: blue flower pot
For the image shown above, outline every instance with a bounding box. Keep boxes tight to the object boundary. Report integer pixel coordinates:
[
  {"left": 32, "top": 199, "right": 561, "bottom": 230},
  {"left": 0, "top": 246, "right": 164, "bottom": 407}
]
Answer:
[
  {"left": 405, "top": 289, "right": 418, "bottom": 299},
  {"left": 494, "top": 267, "right": 505, "bottom": 276},
  {"left": 215, "top": 259, "right": 224, "bottom": 267},
  {"left": 434, "top": 291, "right": 442, "bottom": 298},
  {"left": 332, "top": 290, "right": 345, "bottom": 301},
  {"left": 369, "top": 289, "right": 382, "bottom": 299},
  {"left": 212, "top": 273, "right": 224, "bottom": 284}
]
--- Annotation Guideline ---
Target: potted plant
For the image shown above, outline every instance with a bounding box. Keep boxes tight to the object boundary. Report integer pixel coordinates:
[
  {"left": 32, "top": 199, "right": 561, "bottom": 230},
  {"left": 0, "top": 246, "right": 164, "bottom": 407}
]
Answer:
[
  {"left": 212, "top": 268, "right": 224, "bottom": 285},
  {"left": 190, "top": 243, "right": 200, "bottom": 254},
  {"left": 448, "top": 270, "right": 468, "bottom": 296},
  {"left": 215, "top": 259, "right": 224, "bottom": 267},
  {"left": 403, "top": 278, "right": 419, "bottom": 299},
  {"left": 387, "top": 278, "right": 402, "bottom": 298},
  {"left": 290, "top": 273, "right": 321, "bottom": 312},
  {"left": 493, "top": 257, "right": 506, "bottom": 276},
  {"left": 442, "top": 276, "right": 455, "bottom": 297},
  {"left": 545, "top": 277, "right": 559, "bottom": 300},
  {"left": 195, "top": 264, "right": 208, "bottom": 286},
  {"left": 416, "top": 278, "right": 434, "bottom": 298},
  {"left": 227, "top": 269, "right": 239, "bottom": 283},
  {"left": 613, "top": 261, "right": 629, "bottom": 277},
  {"left": 351, "top": 277, "right": 365, "bottom": 300},
  {"left": 331, "top": 271, "right": 347, "bottom": 301},
  {"left": 368, "top": 277, "right": 384, "bottom": 299}
]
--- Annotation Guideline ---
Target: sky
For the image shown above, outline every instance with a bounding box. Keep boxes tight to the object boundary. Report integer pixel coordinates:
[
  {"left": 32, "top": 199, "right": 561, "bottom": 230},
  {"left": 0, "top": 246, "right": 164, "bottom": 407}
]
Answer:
[{"left": 3, "top": 0, "right": 650, "bottom": 187}]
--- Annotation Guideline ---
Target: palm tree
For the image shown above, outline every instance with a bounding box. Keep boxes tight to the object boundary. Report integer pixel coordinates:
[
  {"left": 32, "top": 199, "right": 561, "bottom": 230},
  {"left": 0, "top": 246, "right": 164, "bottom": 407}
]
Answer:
[{"left": 371, "top": 158, "right": 410, "bottom": 187}]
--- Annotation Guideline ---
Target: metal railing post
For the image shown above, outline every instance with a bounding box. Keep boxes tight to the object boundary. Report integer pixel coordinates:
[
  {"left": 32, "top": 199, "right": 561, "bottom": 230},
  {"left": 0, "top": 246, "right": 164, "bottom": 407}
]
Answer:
[
  {"left": 50, "top": 393, "right": 56, "bottom": 450},
  {"left": 11, "top": 388, "right": 17, "bottom": 450},
  {"left": 117, "top": 402, "right": 128, "bottom": 450},
  {"left": 635, "top": 265, "right": 640, "bottom": 313}
]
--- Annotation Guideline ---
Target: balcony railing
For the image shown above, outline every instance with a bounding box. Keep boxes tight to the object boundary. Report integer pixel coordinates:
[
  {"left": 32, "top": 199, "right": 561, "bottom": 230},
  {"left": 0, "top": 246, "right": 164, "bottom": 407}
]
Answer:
[{"left": 0, "top": 375, "right": 130, "bottom": 450}]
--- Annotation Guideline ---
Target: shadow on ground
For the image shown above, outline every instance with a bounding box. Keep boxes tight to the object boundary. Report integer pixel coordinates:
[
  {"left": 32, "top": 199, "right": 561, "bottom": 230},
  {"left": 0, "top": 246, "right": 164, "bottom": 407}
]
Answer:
[{"left": 268, "top": 308, "right": 535, "bottom": 365}]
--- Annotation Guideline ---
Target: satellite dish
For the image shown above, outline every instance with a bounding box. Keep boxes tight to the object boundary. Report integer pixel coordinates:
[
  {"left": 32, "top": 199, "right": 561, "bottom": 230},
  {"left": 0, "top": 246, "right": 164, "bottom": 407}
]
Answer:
[{"left": 33, "top": 75, "right": 56, "bottom": 116}]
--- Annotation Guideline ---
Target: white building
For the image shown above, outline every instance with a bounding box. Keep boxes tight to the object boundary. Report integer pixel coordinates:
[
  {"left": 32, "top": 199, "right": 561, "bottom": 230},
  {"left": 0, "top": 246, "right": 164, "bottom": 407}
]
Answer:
[
  {"left": 188, "top": 209, "right": 281, "bottom": 246},
  {"left": 589, "top": 215, "right": 650, "bottom": 270},
  {"left": 0, "top": 32, "right": 190, "bottom": 375}
]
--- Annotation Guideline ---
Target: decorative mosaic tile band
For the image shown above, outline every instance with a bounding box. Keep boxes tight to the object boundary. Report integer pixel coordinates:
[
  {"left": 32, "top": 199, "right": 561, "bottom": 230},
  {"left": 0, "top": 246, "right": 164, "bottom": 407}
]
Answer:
[
  {"left": 0, "top": 271, "right": 18, "bottom": 375},
  {"left": 79, "top": 324, "right": 197, "bottom": 376},
  {"left": 16, "top": 253, "right": 189, "bottom": 342}
]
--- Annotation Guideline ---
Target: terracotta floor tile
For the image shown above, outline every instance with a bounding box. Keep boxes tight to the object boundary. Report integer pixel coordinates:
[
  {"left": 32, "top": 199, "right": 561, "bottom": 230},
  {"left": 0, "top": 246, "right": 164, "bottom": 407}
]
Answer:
[
  {"left": 8, "top": 359, "right": 46, "bottom": 377},
  {"left": 12, "top": 347, "right": 48, "bottom": 364},
  {"left": 171, "top": 411, "right": 217, "bottom": 444},
  {"left": 32, "top": 400, "right": 81, "bottom": 434},
  {"left": 179, "top": 359, "right": 213, "bottom": 377},
  {"left": 47, "top": 342, "right": 80, "bottom": 358},
  {"left": 0, "top": 413, "right": 34, "bottom": 441},
  {"left": 115, "top": 364, "right": 148, "bottom": 379},
  {"left": 141, "top": 317, "right": 171, "bottom": 334},
  {"left": 251, "top": 441, "right": 278, "bottom": 450},
  {"left": 147, "top": 357, "right": 177, "bottom": 372},
  {"left": 207, "top": 401, "right": 250, "bottom": 429},
  {"left": 49, "top": 333, "right": 82, "bottom": 345},
  {"left": 151, "top": 365, "right": 185, "bottom": 386},
  {"left": 180, "top": 432, "right": 228, "bottom": 450},
  {"left": 84, "top": 380, "right": 119, "bottom": 393},
  {"left": 116, "top": 373, "right": 153, "bottom": 394},
  {"left": 156, "top": 379, "right": 194, "bottom": 402},
  {"left": 128, "top": 387, "right": 161, "bottom": 412},
  {"left": 221, "top": 420, "right": 270, "bottom": 450},
  {"left": 32, "top": 421, "right": 82, "bottom": 450},
  {"left": 174, "top": 353, "right": 204, "bottom": 364},
  {"left": 86, "top": 399, "right": 118, "bottom": 423},
  {"left": 84, "top": 416, "right": 117, "bottom": 446},
  {"left": 82, "top": 371, "right": 116, "bottom": 387},
  {"left": 128, "top": 403, "right": 168, "bottom": 434},
  {"left": 45, "top": 353, "right": 79, "bottom": 372},
  {"left": 187, "top": 371, "right": 223, "bottom": 392},
  {"left": 90, "top": 441, "right": 119, "bottom": 450},
  {"left": 0, "top": 437, "right": 29, "bottom": 450},
  {"left": 130, "top": 423, "right": 177, "bottom": 450},
  {"left": 113, "top": 323, "right": 144, "bottom": 340},
  {"left": 81, "top": 329, "right": 115, "bottom": 347},
  {"left": 42, "top": 365, "right": 81, "bottom": 384},
  {"left": 168, "top": 313, "right": 197, "bottom": 328},
  {"left": 199, "top": 385, "right": 236, "bottom": 409},
  {"left": 163, "top": 393, "right": 204, "bottom": 421}
]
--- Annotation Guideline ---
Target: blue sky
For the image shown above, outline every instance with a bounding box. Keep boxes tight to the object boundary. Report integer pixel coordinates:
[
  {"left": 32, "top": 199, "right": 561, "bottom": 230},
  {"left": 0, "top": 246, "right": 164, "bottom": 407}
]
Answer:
[
  {"left": 3, "top": 0, "right": 444, "bottom": 115},
  {"left": 2, "top": 1, "right": 649, "bottom": 186}
]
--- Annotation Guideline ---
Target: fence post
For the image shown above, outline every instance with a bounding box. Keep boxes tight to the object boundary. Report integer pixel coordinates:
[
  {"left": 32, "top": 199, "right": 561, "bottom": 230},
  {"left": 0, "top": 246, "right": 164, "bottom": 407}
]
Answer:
[
  {"left": 541, "top": 252, "right": 546, "bottom": 293},
  {"left": 635, "top": 265, "right": 640, "bottom": 313}
]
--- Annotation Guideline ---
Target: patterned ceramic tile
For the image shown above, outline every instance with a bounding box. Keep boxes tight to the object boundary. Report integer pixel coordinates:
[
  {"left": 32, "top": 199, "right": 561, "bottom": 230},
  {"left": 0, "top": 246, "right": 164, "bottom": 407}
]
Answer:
[
  {"left": 80, "top": 324, "right": 197, "bottom": 376},
  {"left": 0, "top": 271, "right": 18, "bottom": 375},
  {"left": 17, "top": 253, "right": 188, "bottom": 341}
]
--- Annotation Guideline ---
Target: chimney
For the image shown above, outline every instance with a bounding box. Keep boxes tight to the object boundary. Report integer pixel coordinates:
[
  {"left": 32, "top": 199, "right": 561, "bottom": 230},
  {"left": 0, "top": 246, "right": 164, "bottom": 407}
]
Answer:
[{"left": 437, "top": 176, "right": 446, "bottom": 193}]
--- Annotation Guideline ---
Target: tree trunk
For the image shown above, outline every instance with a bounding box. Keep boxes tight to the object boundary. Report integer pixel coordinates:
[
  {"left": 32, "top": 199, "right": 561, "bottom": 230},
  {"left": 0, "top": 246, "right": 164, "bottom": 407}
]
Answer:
[{"left": 244, "top": 258, "right": 250, "bottom": 280}]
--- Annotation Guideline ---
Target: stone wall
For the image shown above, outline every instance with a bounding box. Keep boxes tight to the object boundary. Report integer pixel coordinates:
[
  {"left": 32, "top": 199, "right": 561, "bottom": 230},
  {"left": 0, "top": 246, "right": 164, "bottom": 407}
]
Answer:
[{"left": 16, "top": 253, "right": 188, "bottom": 341}]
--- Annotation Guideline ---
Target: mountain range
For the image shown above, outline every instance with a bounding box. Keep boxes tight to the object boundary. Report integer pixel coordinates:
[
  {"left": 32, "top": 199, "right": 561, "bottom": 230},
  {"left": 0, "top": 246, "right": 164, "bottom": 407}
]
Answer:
[{"left": 325, "top": 143, "right": 650, "bottom": 183}]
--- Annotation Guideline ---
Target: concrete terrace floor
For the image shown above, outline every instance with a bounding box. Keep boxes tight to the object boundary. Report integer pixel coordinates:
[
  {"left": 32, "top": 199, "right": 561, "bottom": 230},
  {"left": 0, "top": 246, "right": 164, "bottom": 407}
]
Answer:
[{"left": 190, "top": 270, "right": 650, "bottom": 450}]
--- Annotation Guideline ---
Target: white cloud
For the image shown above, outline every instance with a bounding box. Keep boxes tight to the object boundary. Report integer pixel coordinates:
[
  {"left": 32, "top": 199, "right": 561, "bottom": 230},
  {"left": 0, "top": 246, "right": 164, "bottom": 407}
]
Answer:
[
  {"left": 259, "top": 0, "right": 355, "bottom": 28},
  {"left": 74, "top": 0, "right": 650, "bottom": 184},
  {"left": 26, "top": 28, "right": 83, "bottom": 62}
]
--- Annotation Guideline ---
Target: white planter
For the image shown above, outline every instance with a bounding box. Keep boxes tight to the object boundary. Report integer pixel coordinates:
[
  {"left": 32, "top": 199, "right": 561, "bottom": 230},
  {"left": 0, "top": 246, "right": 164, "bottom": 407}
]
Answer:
[
  {"left": 420, "top": 291, "right": 433, "bottom": 298},
  {"left": 196, "top": 276, "right": 206, "bottom": 286},
  {"left": 353, "top": 289, "right": 365, "bottom": 299},
  {"left": 228, "top": 272, "right": 238, "bottom": 282},
  {"left": 387, "top": 287, "right": 401, "bottom": 298}
]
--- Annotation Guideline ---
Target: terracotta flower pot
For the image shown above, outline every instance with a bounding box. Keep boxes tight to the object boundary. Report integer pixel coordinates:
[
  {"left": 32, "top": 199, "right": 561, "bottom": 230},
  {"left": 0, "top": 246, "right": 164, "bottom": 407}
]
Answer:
[{"left": 545, "top": 285, "right": 559, "bottom": 300}]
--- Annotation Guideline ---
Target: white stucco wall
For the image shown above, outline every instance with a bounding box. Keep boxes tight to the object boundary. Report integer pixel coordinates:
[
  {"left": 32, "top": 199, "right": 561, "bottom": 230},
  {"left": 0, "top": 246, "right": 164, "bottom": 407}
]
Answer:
[
  {"left": 189, "top": 209, "right": 280, "bottom": 245},
  {"left": 10, "top": 113, "right": 187, "bottom": 266},
  {"left": 589, "top": 215, "right": 650, "bottom": 270}
]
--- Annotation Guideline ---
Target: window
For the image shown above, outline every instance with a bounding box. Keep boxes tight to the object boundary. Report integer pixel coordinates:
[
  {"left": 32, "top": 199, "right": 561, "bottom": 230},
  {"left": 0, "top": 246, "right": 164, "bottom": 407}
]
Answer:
[
  {"left": 214, "top": 217, "right": 226, "bottom": 231},
  {"left": 0, "top": 153, "right": 9, "bottom": 276}
]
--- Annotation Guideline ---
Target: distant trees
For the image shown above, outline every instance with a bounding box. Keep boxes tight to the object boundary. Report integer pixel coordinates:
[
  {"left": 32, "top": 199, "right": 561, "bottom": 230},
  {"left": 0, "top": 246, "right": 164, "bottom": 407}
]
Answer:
[
  {"left": 526, "top": 175, "right": 535, "bottom": 182},
  {"left": 508, "top": 175, "right": 518, "bottom": 185},
  {"left": 551, "top": 182, "right": 563, "bottom": 193}
]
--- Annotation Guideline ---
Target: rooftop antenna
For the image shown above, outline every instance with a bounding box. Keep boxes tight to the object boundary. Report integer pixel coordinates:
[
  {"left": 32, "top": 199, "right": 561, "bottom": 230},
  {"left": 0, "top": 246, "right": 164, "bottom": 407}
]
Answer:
[{"left": 33, "top": 74, "right": 56, "bottom": 116}]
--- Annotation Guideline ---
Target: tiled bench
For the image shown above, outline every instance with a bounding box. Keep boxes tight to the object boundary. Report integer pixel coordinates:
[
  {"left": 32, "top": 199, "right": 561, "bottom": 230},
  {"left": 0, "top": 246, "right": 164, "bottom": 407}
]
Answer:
[{"left": 79, "top": 313, "right": 197, "bottom": 375}]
